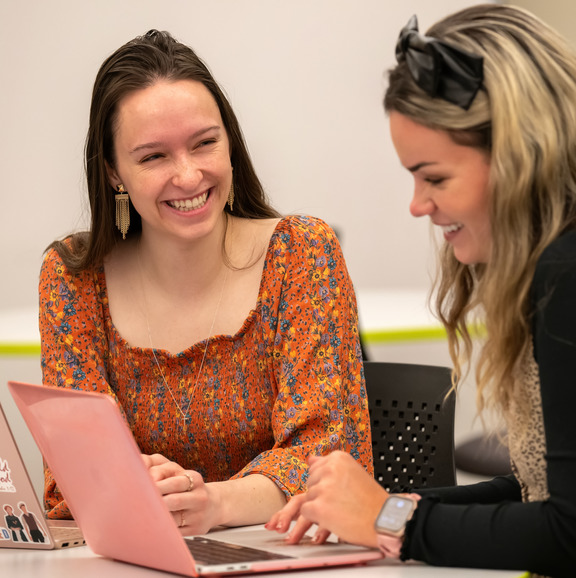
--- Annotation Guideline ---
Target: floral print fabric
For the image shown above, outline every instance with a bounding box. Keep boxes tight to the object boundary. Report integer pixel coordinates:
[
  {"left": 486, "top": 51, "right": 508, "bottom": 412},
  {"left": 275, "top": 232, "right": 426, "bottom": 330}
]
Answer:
[{"left": 39, "top": 215, "right": 372, "bottom": 518}]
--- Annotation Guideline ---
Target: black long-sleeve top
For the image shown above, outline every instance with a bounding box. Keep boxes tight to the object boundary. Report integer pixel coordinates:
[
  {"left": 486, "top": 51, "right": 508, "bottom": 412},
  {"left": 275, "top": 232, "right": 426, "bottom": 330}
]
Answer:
[{"left": 401, "top": 231, "right": 576, "bottom": 577}]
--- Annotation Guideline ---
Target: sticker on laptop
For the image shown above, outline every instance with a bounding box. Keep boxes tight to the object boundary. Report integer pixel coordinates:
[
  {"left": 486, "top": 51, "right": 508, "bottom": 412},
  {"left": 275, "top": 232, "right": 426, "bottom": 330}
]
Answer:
[
  {"left": 0, "top": 457, "right": 16, "bottom": 493},
  {"left": 2, "top": 502, "right": 48, "bottom": 544}
]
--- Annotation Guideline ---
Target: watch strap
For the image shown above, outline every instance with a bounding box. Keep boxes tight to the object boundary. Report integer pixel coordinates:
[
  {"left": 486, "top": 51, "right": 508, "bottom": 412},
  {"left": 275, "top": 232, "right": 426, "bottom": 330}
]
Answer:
[{"left": 376, "top": 533, "right": 404, "bottom": 558}]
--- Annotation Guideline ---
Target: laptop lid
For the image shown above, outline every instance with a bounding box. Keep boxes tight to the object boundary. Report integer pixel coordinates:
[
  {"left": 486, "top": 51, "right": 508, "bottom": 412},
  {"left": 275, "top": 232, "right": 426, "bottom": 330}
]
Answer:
[
  {"left": 0, "top": 403, "right": 83, "bottom": 549},
  {"left": 8, "top": 381, "right": 198, "bottom": 575},
  {"left": 8, "top": 381, "right": 381, "bottom": 576}
]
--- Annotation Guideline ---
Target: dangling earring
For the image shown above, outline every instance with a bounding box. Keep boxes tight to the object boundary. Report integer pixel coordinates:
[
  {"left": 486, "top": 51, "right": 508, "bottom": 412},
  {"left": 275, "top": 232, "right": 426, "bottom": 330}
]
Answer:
[
  {"left": 115, "top": 184, "right": 130, "bottom": 240},
  {"left": 227, "top": 177, "right": 235, "bottom": 212}
]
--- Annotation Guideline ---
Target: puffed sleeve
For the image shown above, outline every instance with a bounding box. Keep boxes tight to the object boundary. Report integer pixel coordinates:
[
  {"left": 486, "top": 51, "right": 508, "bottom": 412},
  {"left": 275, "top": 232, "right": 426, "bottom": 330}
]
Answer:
[
  {"left": 39, "top": 246, "right": 117, "bottom": 517},
  {"left": 231, "top": 216, "right": 373, "bottom": 496}
]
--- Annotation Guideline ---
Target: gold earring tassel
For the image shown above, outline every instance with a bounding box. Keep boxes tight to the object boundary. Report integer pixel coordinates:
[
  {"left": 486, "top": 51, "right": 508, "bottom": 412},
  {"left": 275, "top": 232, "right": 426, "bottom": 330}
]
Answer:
[
  {"left": 227, "top": 178, "right": 234, "bottom": 212},
  {"left": 115, "top": 184, "right": 130, "bottom": 240}
]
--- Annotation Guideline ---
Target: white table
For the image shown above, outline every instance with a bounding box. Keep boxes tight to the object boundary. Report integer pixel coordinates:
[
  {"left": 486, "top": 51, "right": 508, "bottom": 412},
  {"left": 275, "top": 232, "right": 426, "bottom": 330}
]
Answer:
[{"left": 0, "top": 540, "right": 526, "bottom": 578}]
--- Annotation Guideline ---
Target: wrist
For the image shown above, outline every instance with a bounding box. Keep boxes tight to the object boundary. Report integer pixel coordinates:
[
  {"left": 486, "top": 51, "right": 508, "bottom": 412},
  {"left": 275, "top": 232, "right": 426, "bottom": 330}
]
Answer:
[
  {"left": 206, "top": 481, "right": 227, "bottom": 526},
  {"left": 374, "top": 493, "right": 420, "bottom": 557}
]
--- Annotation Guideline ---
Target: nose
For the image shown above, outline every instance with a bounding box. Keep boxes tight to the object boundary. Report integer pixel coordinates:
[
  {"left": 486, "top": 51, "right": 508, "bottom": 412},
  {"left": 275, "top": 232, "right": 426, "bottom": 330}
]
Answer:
[
  {"left": 409, "top": 185, "right": 435, "bottom": 218},
  {"left": 171, "top": 156, "right": 202, "bottom": 189}
]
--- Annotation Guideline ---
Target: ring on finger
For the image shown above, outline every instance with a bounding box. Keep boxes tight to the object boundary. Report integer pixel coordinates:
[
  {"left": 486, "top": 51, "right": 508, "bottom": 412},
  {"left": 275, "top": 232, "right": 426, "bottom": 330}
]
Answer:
[
  {"left": 179, "top": 510, "right": 185, "bottom": 528},
  {"left": 183, "top": 472, "right": 194, "bottom": 492}
]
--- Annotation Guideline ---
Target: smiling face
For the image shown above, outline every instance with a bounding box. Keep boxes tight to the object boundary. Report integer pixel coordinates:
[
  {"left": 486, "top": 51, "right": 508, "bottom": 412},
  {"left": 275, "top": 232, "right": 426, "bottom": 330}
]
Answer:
[
  {"left": 389, "top": 111, "right": 492, "bottom": 265},
  {"left": 107, "top": 79, "right": 232, "bottom": 245}
]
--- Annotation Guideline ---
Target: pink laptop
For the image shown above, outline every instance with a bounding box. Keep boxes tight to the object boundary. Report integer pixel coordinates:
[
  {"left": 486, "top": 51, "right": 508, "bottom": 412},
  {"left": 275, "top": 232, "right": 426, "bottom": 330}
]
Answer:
[{"left": 8, "top": 380, "right": 382, "bottom": 576}]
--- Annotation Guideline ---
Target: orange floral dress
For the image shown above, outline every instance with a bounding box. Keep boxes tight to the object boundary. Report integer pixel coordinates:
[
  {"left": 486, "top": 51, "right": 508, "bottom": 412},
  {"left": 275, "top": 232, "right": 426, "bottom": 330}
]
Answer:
[{"left": 39, "top": 216, "right": 372, "bottom": 518}]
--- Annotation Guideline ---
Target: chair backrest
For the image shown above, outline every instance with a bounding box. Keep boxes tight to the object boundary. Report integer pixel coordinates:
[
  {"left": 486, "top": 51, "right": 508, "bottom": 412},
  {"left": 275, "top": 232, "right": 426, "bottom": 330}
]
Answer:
[{"left": 364, "top": 361, "right": 456, "bottom": 492}]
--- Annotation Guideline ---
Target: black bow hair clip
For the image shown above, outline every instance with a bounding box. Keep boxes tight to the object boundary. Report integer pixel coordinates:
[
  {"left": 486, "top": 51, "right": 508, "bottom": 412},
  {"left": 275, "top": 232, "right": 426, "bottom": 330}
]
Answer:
[{"left": 395, "top": 15, "right": 484, "bottom": 110}]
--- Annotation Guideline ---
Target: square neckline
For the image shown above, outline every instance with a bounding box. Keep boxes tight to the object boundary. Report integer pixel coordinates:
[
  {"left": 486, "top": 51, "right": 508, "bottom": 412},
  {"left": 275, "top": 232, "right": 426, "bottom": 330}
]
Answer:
[{"left": 97, "top": 217, "right": 293, "bottom": 357}]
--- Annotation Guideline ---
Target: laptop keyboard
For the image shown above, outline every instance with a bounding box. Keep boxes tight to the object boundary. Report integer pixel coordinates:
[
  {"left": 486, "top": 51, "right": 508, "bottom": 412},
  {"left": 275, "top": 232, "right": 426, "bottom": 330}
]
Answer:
[
  {"left": 48, "top": 525, "right": 86, "bottom": 547},
  {"left": 184, "top": 536, "right": 294, "bottom": 565}
]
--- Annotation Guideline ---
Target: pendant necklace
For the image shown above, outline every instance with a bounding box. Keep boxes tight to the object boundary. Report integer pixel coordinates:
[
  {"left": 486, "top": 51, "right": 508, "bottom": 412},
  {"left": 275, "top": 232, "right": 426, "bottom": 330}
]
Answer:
[{"left": 137, "top": 247, "right": 229, "bottom": 425}]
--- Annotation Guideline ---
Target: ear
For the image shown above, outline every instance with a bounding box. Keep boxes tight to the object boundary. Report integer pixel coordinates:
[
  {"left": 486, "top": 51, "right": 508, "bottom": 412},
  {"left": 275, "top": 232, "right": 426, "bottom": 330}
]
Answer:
[{"left": 105, "top": 161, "right": 121, "bottom": 190}]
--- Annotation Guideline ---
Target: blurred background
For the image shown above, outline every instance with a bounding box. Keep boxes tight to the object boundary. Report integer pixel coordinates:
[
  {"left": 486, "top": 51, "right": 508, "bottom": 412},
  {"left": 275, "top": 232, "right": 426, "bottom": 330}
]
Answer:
[{"left": 1, "top": 0, "right": 573, "bottom": 493}]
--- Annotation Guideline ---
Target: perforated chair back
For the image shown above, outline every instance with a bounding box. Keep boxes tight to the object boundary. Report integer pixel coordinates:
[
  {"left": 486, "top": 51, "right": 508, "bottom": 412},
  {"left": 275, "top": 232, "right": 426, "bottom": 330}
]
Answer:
[{"left": 364, "top": 361, "right": 456, "bottom": 492}]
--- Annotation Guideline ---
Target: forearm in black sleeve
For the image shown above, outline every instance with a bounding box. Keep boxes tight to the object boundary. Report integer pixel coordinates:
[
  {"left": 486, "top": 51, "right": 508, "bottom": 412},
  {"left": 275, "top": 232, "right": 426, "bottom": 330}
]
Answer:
[
  {"left": 415, "top": 474, "right": 520, "bottom": 504},
  {"left": 402, "top": 236, "right": 576, "bottom": 576}
]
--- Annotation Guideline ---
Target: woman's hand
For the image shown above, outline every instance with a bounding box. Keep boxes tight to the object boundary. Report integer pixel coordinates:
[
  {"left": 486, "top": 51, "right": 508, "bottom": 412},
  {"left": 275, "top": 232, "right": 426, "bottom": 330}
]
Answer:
[
  {"left": 142, "top": 454, "right": 219, "bottom": 535},
  {"left": 142, "top": 454, "right": 286, "bottom": 534},
  {"left": 266, "top": 451, "right": 388, "bottom": 548},
  {"left": 265, "top": 493, "right": 333, "bottom": 545}
]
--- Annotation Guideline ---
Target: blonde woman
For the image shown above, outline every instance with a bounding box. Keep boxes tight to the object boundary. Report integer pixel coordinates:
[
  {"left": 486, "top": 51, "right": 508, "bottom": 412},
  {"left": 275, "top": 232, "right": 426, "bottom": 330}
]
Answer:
[{"left": 267, "top": 5, "right": 576, "bottom": 576}]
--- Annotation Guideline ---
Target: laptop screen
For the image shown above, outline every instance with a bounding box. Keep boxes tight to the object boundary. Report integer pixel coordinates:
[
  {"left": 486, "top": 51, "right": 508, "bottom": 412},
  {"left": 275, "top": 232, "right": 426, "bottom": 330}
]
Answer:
[{"left": 0, "top": 404, "right": 54, "bottom": 549}]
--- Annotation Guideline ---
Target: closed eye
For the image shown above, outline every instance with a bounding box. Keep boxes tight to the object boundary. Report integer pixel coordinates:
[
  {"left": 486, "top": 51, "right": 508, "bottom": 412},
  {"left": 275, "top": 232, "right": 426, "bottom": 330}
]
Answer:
[
  {"left": 140, "top": 153, "right": 164, "bottom": 163},
  {"left": 197, "top": 138, "right": 217, "bottom": 148},
  {"left": 424, "top": 177, "right": 445, "bottom": 186}
]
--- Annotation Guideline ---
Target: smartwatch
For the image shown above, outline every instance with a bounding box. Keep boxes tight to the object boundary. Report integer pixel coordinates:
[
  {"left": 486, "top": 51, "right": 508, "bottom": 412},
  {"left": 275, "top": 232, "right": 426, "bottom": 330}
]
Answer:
[{"left": 374, "top": 494, "right": 418, "bottom": 538}]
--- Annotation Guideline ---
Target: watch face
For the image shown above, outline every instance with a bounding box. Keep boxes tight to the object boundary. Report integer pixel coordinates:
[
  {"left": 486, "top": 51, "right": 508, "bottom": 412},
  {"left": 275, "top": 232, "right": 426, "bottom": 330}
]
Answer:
[{"left": 375, "top": 496, "right": 414, "bottom": 533}]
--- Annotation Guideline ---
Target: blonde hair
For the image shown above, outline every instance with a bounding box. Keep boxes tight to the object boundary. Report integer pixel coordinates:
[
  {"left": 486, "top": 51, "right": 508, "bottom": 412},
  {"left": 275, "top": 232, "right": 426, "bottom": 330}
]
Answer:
[{"left": 385, "top": 4, "right": 576, "bottom": 424}]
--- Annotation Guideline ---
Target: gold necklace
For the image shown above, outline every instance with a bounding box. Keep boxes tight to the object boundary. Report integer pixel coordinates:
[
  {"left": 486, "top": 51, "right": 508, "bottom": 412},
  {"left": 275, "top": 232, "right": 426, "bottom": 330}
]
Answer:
[{"left": 137, "top": 248, "right": 228, "bottom": 424}]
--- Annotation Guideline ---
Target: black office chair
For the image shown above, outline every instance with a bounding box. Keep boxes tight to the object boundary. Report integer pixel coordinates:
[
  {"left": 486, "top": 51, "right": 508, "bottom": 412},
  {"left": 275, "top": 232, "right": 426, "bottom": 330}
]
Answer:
[
  {"left": 364, "top": 361, "right": 456, "bottom": 492},
  {"left": 455, "top": 432, "right": 512, "bottom": 477}
]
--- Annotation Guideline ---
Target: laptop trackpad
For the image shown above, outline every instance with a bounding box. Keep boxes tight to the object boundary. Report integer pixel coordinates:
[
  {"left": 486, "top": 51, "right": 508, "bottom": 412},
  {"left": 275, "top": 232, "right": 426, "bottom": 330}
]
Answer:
[{"left": 193, "top": 526, "right": 371, "bottom": 561}]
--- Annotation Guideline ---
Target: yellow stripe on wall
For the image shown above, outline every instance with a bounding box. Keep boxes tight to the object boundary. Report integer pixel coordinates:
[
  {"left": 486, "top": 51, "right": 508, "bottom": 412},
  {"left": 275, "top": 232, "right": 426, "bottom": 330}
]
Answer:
[{"left": 0, "top": 343, "right": 41, "bottom": 356}]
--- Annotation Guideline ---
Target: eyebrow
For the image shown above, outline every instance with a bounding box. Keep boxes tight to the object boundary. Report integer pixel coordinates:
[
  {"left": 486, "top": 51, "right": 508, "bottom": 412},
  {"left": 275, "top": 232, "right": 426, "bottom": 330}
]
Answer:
[
  {"left": 407, "top": 161, "right": 438, "bottom": 173},
  {"left": 129, "top": 126, "right": 222, "bottom": 155}
]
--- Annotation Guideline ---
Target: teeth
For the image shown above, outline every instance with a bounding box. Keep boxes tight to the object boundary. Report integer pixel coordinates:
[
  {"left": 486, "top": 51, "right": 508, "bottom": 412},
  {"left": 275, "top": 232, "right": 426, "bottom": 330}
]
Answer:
[
  {"left": 442, "top": 223, "right": 463, "bottom": 234},
  {"left": 169, "top": 192, "right": 208, "bottom": 211}
]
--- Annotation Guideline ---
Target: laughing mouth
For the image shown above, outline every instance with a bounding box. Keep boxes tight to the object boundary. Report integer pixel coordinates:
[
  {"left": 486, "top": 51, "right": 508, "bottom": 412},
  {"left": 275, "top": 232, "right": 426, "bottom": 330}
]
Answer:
[
  {"left": 167, "top": 191, "right": 209, "bottom": 212},
  {"left": 442, "top": 223, "right": 463, "bottom": 234}
]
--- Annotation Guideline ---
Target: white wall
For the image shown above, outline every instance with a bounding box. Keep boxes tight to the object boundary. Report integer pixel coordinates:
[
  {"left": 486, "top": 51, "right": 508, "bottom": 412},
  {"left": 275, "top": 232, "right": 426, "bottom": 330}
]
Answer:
[
  {"left": 1, "top": 0, "right": 495, "bottom": 497},
  {"left": 0, "top": 0, "right": 483, "bottom": 310}
]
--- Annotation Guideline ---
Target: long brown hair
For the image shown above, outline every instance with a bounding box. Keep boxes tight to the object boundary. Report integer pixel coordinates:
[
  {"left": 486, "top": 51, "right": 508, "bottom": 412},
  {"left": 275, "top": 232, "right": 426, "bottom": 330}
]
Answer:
[
  {"left": 385, "top": 5, "right": 576, "bottom": 423},
  {"left": 50, "top": 30, "right": 279, "bottom": 271}
]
